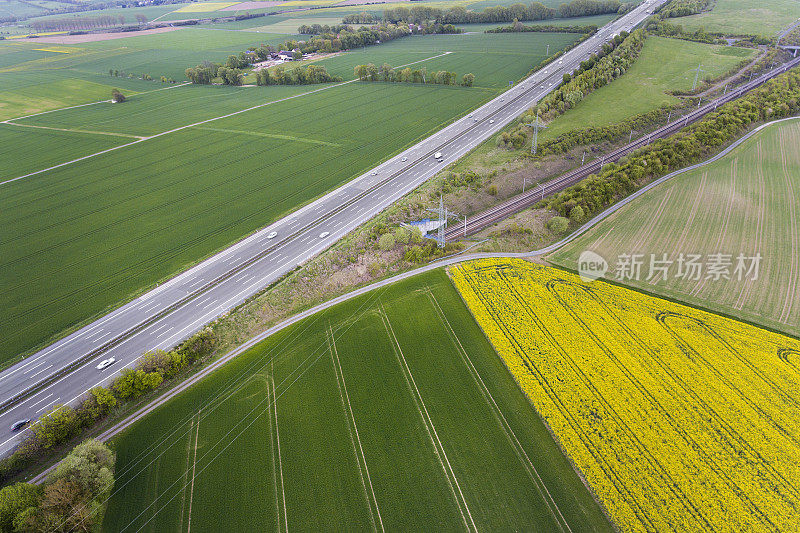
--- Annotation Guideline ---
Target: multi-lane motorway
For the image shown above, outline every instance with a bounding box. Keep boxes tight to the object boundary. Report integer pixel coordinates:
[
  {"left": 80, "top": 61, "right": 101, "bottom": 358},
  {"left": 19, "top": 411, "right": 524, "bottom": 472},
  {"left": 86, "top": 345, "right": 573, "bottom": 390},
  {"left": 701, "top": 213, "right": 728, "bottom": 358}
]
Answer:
[{"left": 0, "top": 0, "right": 667, "bottom": 456}]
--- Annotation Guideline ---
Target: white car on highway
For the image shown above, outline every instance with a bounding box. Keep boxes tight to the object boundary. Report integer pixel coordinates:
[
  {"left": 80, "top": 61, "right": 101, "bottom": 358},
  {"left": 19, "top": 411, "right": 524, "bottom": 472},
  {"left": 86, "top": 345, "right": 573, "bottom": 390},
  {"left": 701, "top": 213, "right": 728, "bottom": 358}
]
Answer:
[
  {"left": 319, "top": 231, "right": 330, "bottom": 238},
  {"left": 266, "top": 231, "right": 278, "bottom": 239},
  {"left": 96, "top": 357, "right": 116, "bottom": 370}
]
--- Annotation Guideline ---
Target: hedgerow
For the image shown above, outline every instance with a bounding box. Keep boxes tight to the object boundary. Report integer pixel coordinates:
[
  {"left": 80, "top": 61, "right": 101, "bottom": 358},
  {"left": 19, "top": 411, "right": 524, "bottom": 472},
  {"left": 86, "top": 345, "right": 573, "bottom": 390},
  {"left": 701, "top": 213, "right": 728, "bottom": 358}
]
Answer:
[{"left": 498, "top": 29, "right": 645, "bottom": 149}]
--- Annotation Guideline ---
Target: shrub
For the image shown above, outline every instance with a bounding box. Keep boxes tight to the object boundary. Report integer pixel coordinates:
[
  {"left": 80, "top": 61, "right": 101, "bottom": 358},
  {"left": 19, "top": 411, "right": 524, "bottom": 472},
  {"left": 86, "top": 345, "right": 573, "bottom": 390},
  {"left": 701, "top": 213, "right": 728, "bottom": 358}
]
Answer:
[
  {"left": 378, "top": 233, "right": 396, "bottom": 251},
  {"left": 404, "top": 245, "right": 425, "bottom": 263},
  {"left": 110, "top": 88, "right": 125, "bottom": 103},
  {"left": 31, "top": 405, "right": 80, "bottom": 450},
  {"left": 569, "top": 205, "right": 585, "bottom": 223},
  {"left": 394, "top": 227, "right": 410, "bottom": 244},
  {"left": 546, "top": 216, "right": 569, "bottom": 233},
  {"left": 0, "top": 483, "right": 41, "bottom": 531}
]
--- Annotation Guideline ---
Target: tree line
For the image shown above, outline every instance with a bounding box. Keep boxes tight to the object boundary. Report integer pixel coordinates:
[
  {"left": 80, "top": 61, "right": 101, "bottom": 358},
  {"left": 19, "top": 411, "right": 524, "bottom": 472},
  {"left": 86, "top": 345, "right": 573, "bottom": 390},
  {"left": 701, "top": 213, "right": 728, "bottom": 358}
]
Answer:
[
  {"left": 487, "top": 21, "right": 598, "bottom": 33},
  {"left": 544, "top": 68, "right": 800, "bottom": 220},
  {"left": 342, "top": 12, "right": 377, "bottom": 24},
  {"left": 0, "top": 328, "right": 216, "bottom": 485},
  {"left": 289, "top": 21, "right": 461, "bottom": 55},
  {"left": 535, "top": 104, "right": 680, "bottom": 157},
  {"left": 0, "top": 440, "right": 115, "bottom": 532},
  {"left": 30, "top": 13, "right": 147, "bottom": 32},
  {"left": 354, "top": 63, "right": 475, "bottom": 86},
  {"left": 255, "top": 64, "right": 342, "bottom": 86},
  {"left": 658, "top": 0, "right": 712, "bottom": 19},
  {"left": 497, "top": 29, "right": 643, "bottom": 149},
  {"left": 381, "top": 0, "right": 622, "bottom": 25}
]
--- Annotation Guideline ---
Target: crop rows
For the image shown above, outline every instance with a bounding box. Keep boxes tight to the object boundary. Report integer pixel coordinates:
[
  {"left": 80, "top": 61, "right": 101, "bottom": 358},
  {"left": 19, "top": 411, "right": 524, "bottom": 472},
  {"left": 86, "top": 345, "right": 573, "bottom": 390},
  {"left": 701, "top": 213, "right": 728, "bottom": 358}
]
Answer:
[
  {"left": 451, "top": 259, "right": 800, "bottom": 532},
  {"left": 102, "top": 270, "right": 610, "bottom": 531}
]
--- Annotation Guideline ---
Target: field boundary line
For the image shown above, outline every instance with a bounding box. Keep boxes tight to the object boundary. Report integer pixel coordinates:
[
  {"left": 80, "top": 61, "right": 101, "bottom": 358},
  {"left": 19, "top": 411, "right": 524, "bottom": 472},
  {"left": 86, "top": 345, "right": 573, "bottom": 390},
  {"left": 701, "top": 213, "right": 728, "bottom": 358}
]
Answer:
[
  {"left": 380, "top": 306, "right": 477, "bottom": 533},
  {"left": 1, "top": 120, "right": 146, "bottom": 139},
  {"left": 424, "top": 288, "right": 571, "bottom": 533},
  {"left": 271, "top": 372, "right": 288, "bottom": 533},
  {"left": 194, "top": 126, "right": 341, "bottom": 146},
  {"left": 328, "top": 326, "right": 383, "bottom": 532},
  {"left": 186, "top": 411, "right": 200, "bottom": 533}
]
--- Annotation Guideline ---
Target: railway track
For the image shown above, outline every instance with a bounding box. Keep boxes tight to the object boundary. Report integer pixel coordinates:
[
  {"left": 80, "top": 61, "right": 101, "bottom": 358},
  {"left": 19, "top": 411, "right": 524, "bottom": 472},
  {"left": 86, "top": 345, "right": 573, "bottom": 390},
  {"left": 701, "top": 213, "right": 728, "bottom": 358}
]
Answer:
[{"left": 445, "top": 56, "right": 800, "bottom": 241}]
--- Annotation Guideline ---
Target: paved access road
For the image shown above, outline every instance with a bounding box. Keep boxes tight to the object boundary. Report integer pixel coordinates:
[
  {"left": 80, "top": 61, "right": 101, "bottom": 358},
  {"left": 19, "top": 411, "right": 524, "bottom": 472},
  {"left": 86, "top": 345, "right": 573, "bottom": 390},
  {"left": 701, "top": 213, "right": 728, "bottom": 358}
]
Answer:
[{"left": 0, "top": 0, "right": 667, "bottom": 457}]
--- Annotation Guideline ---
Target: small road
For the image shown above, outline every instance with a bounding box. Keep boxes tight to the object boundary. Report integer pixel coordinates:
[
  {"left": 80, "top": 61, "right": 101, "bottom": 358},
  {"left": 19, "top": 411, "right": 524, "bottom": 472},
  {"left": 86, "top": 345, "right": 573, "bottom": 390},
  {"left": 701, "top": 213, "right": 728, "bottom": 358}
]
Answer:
[
  {"left": 0, "top": 0, "right": 668, "bottom": 457},
  {"left": 444, "top": 55, "right": 800, "bottom": 241},
  {"left": 32, "top": 114, "right": 800, "bottom": 484}
]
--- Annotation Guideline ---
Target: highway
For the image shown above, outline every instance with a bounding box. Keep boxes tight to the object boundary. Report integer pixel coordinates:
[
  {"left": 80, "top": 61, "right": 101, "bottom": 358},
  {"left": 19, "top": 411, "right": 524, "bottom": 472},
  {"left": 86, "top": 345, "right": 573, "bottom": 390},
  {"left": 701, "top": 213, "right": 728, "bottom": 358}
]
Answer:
[{"left": 0, "top": 0, "right": 667, "bottom": 457}]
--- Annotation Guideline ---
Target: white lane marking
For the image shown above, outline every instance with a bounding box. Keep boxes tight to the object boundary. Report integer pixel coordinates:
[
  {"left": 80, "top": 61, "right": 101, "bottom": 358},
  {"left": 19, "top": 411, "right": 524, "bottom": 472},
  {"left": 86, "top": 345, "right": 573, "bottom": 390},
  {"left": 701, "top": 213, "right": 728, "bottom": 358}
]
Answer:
[
  {"left": 35, "top": 397, "right": 59, "bottom": 414},
  {"left": 23, "top": 360, "right": 48, "bottom": 374},
  {"left": 25, "top": 393, "right": 54, "bottom": 411},
  {"left": 156, "top": 327, "right": 174, "bottom": 339},
  {"left": 28, "top": 365, "right": 53, "bottom": 379}
]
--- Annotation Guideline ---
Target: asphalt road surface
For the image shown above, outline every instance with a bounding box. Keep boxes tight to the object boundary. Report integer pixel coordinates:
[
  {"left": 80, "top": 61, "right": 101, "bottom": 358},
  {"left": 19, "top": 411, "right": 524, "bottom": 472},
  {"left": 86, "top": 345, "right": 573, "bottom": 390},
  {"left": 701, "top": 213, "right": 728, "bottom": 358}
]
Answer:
[{"left": 0, "top": 0, "right": 667, "bottom": 457}]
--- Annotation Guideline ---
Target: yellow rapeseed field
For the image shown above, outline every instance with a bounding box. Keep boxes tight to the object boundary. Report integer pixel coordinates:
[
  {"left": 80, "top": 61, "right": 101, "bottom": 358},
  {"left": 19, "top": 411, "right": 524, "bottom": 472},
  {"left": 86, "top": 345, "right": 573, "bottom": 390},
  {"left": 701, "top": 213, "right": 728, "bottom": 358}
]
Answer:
[{"left": 451, "top": 258, "right": 800, "bottom": 532}]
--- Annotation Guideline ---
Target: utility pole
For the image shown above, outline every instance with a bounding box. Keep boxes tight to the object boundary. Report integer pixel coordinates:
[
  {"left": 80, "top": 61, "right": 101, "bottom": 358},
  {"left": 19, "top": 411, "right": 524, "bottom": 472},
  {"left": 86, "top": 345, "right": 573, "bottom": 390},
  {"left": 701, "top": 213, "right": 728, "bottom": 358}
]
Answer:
[
  {"left": 690, "top": 63, "right": 706, "bottom": 91},
  {"left": 546, "top": 43, "right": 549, "bottom": 56},
  {"left": 697, "top": 97, "right": 702, "bottom": 108},
  {"left": 428, "top": 195, "right": 458, "bottom": 248},
  {"left": 581, "top": 151, "right": 586, "bottom": 165},
  {"left": 537, "top": 183, "right": 545, "bottom": 201},
  {"left": 723, "top": 83, "right": 728, "bottom": 94},
  {"left": 524, "top": 113, "right": 547, "bottom": 155},
  {"left": 464, "top": 215, "right": 467, "bottom": 236},
  {"left": 667, "top": 110, "right": 671, "bottom": 122},
  {"left": 523, "top": 176, "right": 529, "bottom": 193},
  {"left": 629, "top": 129, "right": 635, "bottom": 142}
]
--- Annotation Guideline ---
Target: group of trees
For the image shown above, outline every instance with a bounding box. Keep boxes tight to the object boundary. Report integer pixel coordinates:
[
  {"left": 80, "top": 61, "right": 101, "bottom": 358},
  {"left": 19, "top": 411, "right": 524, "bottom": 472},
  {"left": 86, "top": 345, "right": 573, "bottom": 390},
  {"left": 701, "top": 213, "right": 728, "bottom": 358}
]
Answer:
[
  {"left": 30, "top": 13, "right": 146, "bottom": 32},
  {"left": 110, "top": 88, "right": 125, "bottom": 103},
  {"left": 297, "top": 23, "right": 352, "bottom": 35},
  {"left": 381, "top": 0, "right": 622, "bottom": 25},
  {"left": 0, "top": 328, "right": 216, "bottom": 485},
  {"left": 556, "top": 0, "right": 622, "bottom": 18},
  {"left": 0, "top": 439, "right": 114, "bottom": 532},
  {"left": 255, "top": 64, "right": 341, "bottom": 86},
  {"left": 645, "top": 19, "right": 718, "bottom": 43},
  {"left": 536, "top": 104, "right": 677, "bottom": 157},
  {"left": 342, "top": 12, "right": 377, "bottom": 24},
  {"left": 487, "top": 20, "right": 598, "bottom": 33},
  {"left": 498, "top": 30, "right": 643, "bottom": 149},
  {"left": 185, "top": 62, "right": 245, "bottom": 85},
  {"left": 354, "top": 63, "right": 475, "bottom": 86},
  {"left": 658, "top": 0, "right": 712, "bottom": 18},
  {"left": 546, "top": 68, "right": 800, "bottom": 220},
  {"left": 289, "top": 22, "right": 460, "bottom": 56}
]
